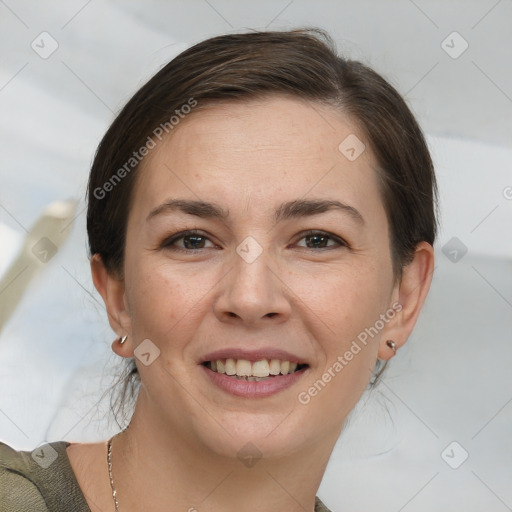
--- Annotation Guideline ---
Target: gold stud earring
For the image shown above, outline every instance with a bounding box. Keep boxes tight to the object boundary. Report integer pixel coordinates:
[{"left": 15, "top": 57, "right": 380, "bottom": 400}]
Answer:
[
  {"left": 386, "top": 339, "right": 397, "bottom": 355},
  {"left": 119, "top": 335, "right": 128, "bottom": 345}
]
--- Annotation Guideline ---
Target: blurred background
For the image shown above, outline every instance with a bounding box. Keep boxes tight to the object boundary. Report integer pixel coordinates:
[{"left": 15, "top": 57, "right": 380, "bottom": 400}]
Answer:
[{"left": 0, "top": 1, "right": 511, "bottom": 511}]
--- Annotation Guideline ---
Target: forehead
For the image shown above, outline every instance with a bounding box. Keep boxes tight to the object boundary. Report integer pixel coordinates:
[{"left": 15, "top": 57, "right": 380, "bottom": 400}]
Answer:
[{"left": 130, "top": 95, "right": 386, "bottom": 228}]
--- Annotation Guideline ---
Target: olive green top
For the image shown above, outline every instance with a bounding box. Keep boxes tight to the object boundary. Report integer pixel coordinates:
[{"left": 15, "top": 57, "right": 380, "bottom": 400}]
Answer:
[{"left": 0, "top": 441, "right": 332, "bottom": 511}]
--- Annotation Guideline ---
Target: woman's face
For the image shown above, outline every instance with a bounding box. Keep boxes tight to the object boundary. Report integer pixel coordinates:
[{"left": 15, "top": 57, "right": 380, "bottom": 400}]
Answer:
[{"left": 120, "top": 95, "right": 400, "bottom": 459}]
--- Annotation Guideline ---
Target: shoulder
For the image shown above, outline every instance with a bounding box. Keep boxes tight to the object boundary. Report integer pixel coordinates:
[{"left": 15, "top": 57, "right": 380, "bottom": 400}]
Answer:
[
  {"left": 0, "top": 440, "right": 90, "bottom": 512},
  {"left": 0, "top": 441, "right": 53, "bottom": 511}
]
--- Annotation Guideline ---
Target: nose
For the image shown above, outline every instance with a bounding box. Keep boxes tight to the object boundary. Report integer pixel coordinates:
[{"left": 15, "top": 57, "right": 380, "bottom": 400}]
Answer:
[{"left": 213, "top": 247, "right": 292, "bottom": 326}]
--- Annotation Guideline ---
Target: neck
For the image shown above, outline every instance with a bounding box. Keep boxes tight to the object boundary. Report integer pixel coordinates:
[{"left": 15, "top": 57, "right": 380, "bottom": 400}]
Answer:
[{"left": 111, "top": 394, "right": 338, "bottom": 512}]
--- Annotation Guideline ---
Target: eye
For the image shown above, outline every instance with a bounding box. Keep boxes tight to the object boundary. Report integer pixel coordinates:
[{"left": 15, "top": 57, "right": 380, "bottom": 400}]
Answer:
[
  {"left": 161, "top": 230, "right": 216, "bottom": 251},
  {"left": 294, "top": 230, "right": 347, "bottom": 250},
  {"left": 161, "top": 229, "right": 347, "bottom": 252}
]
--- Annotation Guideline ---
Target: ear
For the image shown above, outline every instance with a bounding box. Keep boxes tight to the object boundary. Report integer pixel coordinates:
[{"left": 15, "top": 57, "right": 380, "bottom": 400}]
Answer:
[
  {"left": 90, "top": 253, "right": 133, "bottom": 357},
  {"left": 378, "top": 241, "right": 435, "bottom": 360}
]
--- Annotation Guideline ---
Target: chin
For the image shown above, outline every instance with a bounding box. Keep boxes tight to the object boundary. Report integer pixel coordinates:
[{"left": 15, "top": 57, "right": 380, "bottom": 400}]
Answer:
[{"left": 190, "top": 409, "right": 318, "bottom": 462}]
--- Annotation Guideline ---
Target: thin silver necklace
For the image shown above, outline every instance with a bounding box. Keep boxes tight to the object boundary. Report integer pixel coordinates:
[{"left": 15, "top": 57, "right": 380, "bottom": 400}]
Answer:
[
  {"left": 107, "top": 426, "right": 129, "bottom": 512},
  {"left": 107, "top": 436, "right": 120, "bottom": 511}
]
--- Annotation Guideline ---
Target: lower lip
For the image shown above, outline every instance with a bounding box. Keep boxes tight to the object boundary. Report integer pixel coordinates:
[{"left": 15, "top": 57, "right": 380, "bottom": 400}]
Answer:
[{"left": 201, "top": 365, "right": 307, "bottom": 398}]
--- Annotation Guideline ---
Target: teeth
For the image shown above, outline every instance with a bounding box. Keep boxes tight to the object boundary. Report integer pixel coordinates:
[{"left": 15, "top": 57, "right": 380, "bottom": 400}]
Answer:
[
  {"left": 225, "top": 358, "right": 236, "bottom": 376},
  {"left": 252, "top": 360, "right": 270, "bottom": 377},
  {"left": 269, "top": 359, "right": 281, "bottom": 375},
  {"left": 234, "top": 375, "right": 269, "bottom": 382},
  {"left": 208, "top": 358, "right": 303, "bottom": 377},
  {"left": 236, "top": 359, "right": 252, "bottom": 376}
]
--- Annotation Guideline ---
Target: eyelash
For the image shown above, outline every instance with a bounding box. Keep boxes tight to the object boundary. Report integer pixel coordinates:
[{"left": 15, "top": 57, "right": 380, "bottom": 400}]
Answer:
[{"left": 161, "top": 229, "right": 348, "bottom": 252}]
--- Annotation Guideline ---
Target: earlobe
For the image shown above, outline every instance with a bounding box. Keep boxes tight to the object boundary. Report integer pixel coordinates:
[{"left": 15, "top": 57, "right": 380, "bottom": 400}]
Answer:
[
  {"left": 378, "top": 241, "right": 435, "bottom": 359},
  {"left": 385, "top": 339, "right": 397, "bottom": 356},
  {"left": 111, "top": 335, "right": 132, "bottom": 357},
  {"left": 90, "top": 254, "right": 132, "bottom": 340}
]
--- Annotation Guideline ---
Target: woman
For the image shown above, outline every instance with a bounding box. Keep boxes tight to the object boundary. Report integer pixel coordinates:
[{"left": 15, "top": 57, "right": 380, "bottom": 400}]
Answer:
[{"left": 0, "top": 28, "right": 437, "bottom": 511}]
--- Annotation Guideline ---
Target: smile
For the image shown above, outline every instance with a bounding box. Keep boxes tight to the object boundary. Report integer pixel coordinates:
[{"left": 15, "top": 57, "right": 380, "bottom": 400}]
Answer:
[
  {"left": 202, "top": 358, "right": 308, "bottom": 380},
  {"left": 201, "top": 358, "right": 309, "bottom": 398}
]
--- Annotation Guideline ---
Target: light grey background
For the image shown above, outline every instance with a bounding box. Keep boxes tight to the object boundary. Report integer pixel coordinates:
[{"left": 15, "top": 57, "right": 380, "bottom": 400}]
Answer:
[{"left": 0, "top": 1, "right": 511, "bottom": 511}]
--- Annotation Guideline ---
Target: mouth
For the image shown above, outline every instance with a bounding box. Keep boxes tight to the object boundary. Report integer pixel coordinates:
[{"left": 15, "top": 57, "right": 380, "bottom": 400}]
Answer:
[
  {"left": 199, "top": 349, "right": 310, "bottom": 398},
  {"left": 201, "top": 358, "right": 309, "bottom": 381}
]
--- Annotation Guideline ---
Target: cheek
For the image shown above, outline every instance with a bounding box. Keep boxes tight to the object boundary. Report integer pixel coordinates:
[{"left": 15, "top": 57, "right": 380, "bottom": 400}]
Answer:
[
  {"left": 292, "top": 259, "right": 387, "bottom": 343},
  {"left": 296, "top": 269, "right": 385, "bottom": 423},
  {"left": 125, "top": 258, "right": 208, "bottom": 347}
]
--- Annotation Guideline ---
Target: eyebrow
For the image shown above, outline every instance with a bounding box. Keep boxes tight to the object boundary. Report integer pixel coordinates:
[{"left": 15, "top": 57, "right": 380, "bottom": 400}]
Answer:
[
  {"left": 146, "top": 198, "right": 365, "bottom": 225},
  {"left": 275, "top": 199, "right": 365, "bottom": 225},
  {"left": 147, "top": 199, "right": 229, "bottom": 222}
]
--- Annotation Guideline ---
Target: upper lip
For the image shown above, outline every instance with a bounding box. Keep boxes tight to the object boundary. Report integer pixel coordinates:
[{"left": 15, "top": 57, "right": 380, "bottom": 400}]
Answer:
[{"left": 199, "top": 347, "right": 308, "bottom": 365}]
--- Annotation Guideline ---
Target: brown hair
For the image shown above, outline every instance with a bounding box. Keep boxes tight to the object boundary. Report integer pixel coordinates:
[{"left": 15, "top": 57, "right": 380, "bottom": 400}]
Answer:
[{"left": 86, "top": 28, "right": 438, "bottom": 426}]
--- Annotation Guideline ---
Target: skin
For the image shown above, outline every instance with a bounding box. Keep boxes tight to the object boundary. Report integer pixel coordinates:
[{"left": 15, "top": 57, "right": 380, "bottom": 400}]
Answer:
[{"left": 67, "top": 95, "right": 434, "bottom": 512}]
